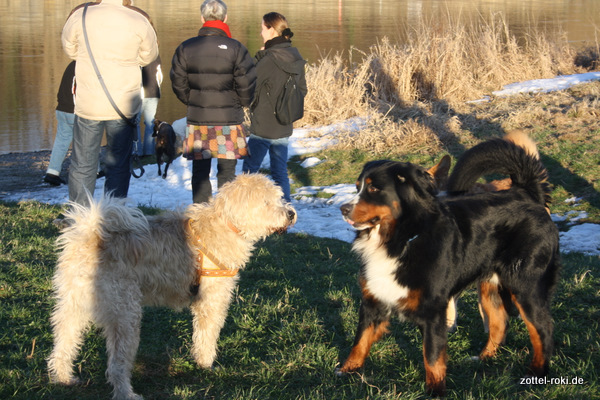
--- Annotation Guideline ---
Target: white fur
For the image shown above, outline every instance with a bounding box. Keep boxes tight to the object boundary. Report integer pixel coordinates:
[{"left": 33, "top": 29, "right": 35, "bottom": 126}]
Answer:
[
  {"left": 488, "top": 272, "right": 500, "bottom": 285},
  {"left": 352, "top": 227, "right": 410, "bottom": 306},
  {"left": 346, "top": 179, "right": 364, "bottom": 207}
]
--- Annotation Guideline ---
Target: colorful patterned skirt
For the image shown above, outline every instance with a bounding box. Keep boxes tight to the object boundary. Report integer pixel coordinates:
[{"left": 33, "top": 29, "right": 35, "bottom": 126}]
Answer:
[{"left": 183, "top": 124, "right": 248, "bottom": 160}]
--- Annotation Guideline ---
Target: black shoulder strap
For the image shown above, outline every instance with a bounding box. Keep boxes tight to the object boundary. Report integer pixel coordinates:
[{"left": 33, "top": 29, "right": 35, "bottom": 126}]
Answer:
[
  {"left": 81, "top": 3, "right": 144, "bottom": 178},
  {"left": 81, "top": 3, "right": 136, "bottom": 128}
]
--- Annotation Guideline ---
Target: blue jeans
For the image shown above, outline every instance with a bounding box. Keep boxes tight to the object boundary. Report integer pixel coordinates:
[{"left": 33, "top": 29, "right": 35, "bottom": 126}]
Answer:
[
  {"left": 69, "top": 116, "right": 134, "bottom": 206},
  {"left": 136, "top": 97, "right": 159, "bottom": 156},
  {"left": 47, "top": 110, "right": 75, "bottom": 176},
  {"left": 243, "top": 134, "right": 291, "bottom": 202}
]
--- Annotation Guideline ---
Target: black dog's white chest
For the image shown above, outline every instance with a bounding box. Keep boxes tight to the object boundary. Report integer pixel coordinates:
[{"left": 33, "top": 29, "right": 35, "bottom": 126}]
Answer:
[{"left": 354, "top": 230, "right": 411, "bottom": 306}]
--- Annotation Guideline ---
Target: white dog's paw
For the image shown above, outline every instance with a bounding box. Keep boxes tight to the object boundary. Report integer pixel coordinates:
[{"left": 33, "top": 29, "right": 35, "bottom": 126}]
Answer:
[
  {"left": 196, "top": 360, "right": 214, "bottom": 369},
  {"left": 48, "top": 373, "right": 82, "bottom": 386},
  {"left": 193, "top": 349, "right": 217, "bottom": 369},
  {"left": 113, "top": 390, "right": 144, "bottom": 400}
]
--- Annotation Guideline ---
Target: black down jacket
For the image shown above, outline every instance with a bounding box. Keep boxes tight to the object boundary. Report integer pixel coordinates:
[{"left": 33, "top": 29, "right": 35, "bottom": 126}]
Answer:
[
  {"left": 250, "top": 41, "right": 307, "bottom": 139},
  {"left": 170, "top": 27, "right": 256, "bottom": 125}
]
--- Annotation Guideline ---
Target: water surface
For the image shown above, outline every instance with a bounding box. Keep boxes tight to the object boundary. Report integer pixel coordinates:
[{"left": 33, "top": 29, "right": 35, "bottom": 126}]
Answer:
[{"left": 0, "top": 0, "right": 598, "bottom": 153}]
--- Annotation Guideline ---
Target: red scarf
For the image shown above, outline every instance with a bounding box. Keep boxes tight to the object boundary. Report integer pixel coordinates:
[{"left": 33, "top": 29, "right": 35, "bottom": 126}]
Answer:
[{"left": 202, "top": 20, "right": 232, "bottom": 38}]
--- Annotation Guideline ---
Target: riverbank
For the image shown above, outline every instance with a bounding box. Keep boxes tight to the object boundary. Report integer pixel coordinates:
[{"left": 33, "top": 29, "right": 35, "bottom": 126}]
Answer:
[{"left": 0, "top": 150, "right": 64, "bottom": 200}]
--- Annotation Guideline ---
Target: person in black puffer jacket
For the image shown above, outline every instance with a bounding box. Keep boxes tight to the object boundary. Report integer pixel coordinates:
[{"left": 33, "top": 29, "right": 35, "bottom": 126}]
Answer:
[
  {"left": 171, "top": 0, "right": 256, "bottom": 204},
  {"left": 242, "top": 12, "right": 307, "bottom": 203}
]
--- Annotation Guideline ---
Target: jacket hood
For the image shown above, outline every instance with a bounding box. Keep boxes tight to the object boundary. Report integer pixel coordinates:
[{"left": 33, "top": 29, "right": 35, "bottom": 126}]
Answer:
[
  {"left": 280, "top": 58, "right": 306, "bottom": 75},
  {"left": 259, "top": 44, "right": 306, "bottom": 75}
]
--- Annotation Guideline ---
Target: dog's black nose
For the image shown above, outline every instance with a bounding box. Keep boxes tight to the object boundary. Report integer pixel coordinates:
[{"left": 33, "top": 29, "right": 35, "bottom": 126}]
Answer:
[
  {"left": 287, "top": 209, "right": 296, "bottom": 221},
  {"left": 340, "top": 203, "right": 352, "bottom": 216}
]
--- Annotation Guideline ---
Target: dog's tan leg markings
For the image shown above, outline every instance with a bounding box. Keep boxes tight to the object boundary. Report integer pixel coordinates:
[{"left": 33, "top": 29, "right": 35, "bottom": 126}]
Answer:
[
  {"left": 189, "top": 278, "right": 238, "bottom": 368},
  {"left": 423, "top": 344, "right": 447, "bottom": 397},
  {"left": 478, "top": 281, "right": 509, "bottom": 359},
  {"left": 511, "top": 295, "right": 548, "bottom": 376},
  {"left": 338, "top": 321, "right": 390, "bottom": 373},
  {"left": 446, "top": 297, "right": 457, "bottom": 331}
]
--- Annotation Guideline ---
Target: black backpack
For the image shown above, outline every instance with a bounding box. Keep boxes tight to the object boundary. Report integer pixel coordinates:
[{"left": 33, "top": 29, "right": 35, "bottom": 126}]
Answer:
[{"left": 271, "top": 57, "right": 305, "bottom": 125}]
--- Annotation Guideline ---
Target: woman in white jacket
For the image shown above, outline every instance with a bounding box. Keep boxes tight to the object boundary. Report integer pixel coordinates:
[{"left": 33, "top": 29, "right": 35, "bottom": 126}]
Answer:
[{"left": 61, "top": 0, "right": 159, "bottom": 207}]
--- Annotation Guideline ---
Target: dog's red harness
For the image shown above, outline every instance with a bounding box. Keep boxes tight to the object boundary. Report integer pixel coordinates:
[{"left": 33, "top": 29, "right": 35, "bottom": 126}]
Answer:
[{"left": 185, "top": 219, "right": 240, "bottom": 295}]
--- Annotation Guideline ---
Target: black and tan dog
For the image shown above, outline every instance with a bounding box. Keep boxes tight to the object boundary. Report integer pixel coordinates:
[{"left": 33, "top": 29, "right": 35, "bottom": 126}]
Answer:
[
  {"left": 152, "top": 119, "right": 177, "bottom": 179},
  {"left": 336, "top": 137, "right": 560, "bottom": 396}
]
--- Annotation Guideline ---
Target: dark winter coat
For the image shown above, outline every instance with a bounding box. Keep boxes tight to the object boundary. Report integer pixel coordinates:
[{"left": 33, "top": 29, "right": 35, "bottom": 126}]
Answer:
[
  {"left": 170, "top": 27, "right": 256, "bottom": 125},
  {"left": 142, "top": 55, "right": 162, "bottom": 99},
  {"left": 56, "top": 61, "right": 76, "bottom": 114},
  {"left": 250, "top": 40, "right": 307, "bottom": 139}
]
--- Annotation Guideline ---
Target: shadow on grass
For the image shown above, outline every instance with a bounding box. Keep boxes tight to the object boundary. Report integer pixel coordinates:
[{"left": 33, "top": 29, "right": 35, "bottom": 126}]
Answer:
[{"left": 3, "top": 200, "right": 598, "bottom": 399}]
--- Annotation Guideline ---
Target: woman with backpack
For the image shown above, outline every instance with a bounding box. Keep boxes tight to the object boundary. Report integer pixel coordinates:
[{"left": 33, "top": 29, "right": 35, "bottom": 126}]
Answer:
[{"left": 242, "top": 12, "right": 307, "bottom": 203}]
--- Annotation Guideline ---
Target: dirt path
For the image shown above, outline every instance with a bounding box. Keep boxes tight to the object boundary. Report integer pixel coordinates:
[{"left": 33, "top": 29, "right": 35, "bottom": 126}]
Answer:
[{"left": 0, "top": 151, "right": 68, "bottom": 200}]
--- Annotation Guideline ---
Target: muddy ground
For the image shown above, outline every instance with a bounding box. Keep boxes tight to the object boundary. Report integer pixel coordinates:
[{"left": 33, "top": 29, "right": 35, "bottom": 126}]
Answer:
[{"left": 0, "top": 150, "right": 69, "bottom": 200}]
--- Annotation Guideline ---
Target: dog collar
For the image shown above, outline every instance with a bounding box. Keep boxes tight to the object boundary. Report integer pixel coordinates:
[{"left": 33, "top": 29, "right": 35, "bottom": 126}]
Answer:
[
  {"left": 216, "top": 213, "right": 242, "bottom": 235},
  {"left": 226, "top": 220, "right": 241, "bottom": 235}
]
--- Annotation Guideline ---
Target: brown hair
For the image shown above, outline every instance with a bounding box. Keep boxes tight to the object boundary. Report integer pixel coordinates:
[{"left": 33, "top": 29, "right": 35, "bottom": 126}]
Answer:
[{"left": 263, "top": 12, "right": 293, "bottom": 39}]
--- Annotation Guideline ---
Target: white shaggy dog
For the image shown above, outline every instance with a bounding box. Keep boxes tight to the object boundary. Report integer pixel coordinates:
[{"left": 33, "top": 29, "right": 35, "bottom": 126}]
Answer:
[{"left": 47, "top": 173, "right": 296, "bottom": 400}]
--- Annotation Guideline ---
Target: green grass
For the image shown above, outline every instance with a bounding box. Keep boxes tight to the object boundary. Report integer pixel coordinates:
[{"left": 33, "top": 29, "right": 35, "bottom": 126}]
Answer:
[{"left": 0, "top": 200, "right": 598, "bottom": 399}]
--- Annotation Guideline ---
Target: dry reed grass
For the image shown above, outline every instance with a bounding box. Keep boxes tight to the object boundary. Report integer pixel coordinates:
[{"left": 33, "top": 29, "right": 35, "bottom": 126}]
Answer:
[
  {"left": 330, "top": 113, "right": 443, "bottom": 155},
  {"left": 370, "top": 14, "right": 577, "bottom": 105},
  {"left": 299, "top": 12, "right": 591, "bottom": 155},
  {"left": 301, "top": 52, "right": 373, "bottom": 127},
  {"left": 487, "top": 82, "right": 600, "bottom": 131}
]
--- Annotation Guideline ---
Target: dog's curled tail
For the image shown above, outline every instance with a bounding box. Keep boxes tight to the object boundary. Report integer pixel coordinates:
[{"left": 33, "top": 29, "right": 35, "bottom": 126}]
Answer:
[
  {"left": 447, "top": 136, "right": 551, "bottom": 208},
  {"left": 57, "top": 196, "right": 151, "bottom": 256}
]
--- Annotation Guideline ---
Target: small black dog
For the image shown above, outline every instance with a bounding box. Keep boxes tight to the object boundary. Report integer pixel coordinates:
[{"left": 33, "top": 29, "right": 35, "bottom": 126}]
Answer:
[{"left": 152, "top": 119, "right": 177, "bottom": 179}]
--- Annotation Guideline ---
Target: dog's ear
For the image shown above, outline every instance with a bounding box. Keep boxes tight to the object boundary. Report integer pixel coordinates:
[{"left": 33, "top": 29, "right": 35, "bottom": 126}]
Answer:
[
  {"left": 426, "top": 154, "right": 451, "bottom": 191},
  {"left": 417, "top": 168, "right": 439, "bottom": 197}
]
